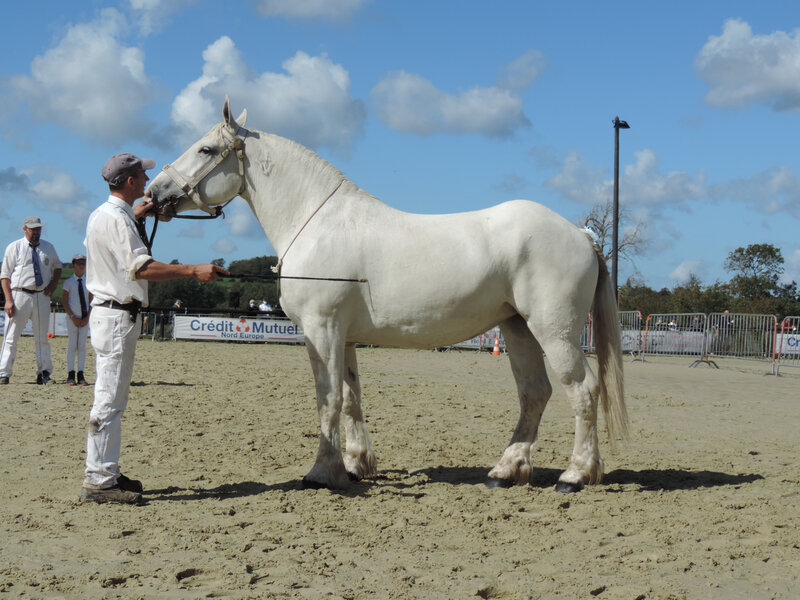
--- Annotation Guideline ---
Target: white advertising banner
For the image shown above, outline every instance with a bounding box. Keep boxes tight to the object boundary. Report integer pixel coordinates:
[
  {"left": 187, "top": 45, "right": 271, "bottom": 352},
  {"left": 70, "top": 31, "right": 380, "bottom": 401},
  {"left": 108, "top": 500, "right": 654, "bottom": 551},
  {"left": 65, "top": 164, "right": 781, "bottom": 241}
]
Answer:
[
  {"left": 642, "top": 330, "right": 705, "bottom": 355},
  {"left": 173, "top": 315, "right": 304, "bottom": 344},
  {"left": 1, "top": 311, "right": 70, "bottom": 337},
  {"left": 776, "top": 333, "right": 800, "bottom": 355}
]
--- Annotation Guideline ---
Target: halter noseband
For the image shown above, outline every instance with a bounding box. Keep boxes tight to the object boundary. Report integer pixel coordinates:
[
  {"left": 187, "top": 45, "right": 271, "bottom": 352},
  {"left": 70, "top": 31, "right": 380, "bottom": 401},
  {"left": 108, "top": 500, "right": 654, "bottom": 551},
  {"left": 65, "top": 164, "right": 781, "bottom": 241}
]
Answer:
[{"left": 160, "top": 123, "right": 249, "bottom": 218}]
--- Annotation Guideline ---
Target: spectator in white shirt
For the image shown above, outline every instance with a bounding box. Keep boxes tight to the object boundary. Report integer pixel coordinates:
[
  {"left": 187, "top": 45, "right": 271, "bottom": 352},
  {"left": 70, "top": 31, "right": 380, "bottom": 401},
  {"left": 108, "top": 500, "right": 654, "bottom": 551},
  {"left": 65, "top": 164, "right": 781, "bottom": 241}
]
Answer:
[
  {"left": 0, "top": 216, "right": 62, "bottom": 385},
  {"left": 61, "top": 254, "right": 92, "bottom": 386}
]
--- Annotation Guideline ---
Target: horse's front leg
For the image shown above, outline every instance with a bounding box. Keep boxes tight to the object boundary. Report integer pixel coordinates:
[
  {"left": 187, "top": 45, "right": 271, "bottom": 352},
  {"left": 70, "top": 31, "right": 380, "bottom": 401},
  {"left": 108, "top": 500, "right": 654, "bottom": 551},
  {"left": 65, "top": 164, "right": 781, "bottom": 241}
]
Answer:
[
  {"left": 342, "top": 343, "right": 377, "bottom": 480},
  {"left": 302, "top": 327, "right": 350, "bottom": 490}
]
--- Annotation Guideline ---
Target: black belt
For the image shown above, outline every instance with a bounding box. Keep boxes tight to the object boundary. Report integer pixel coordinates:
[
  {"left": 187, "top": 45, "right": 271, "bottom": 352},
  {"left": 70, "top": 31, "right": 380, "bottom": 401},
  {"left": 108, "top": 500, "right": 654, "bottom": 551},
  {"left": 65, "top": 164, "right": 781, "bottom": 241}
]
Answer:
[
  {"left": 13, "top": 288, "right": 42, "bottom": 294},
  {"left": 96, "top": 299, "right": 142, "bottom": 321}
]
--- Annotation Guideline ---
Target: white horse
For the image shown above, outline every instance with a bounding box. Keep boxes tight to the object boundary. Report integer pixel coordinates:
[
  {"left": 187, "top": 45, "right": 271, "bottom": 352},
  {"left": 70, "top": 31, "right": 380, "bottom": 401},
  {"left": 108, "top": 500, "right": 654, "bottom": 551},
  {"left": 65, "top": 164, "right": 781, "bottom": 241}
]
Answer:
[{"left": 147, "top": 98, "right": 628, "bottom": 492}]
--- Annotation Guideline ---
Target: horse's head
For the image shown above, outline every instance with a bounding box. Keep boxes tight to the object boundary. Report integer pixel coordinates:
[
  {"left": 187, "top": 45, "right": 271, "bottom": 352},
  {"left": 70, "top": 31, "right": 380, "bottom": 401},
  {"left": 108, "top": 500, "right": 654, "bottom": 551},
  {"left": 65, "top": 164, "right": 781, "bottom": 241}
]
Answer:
[{"left": 148, "top": 96, "right": 248, "bottom": 221}]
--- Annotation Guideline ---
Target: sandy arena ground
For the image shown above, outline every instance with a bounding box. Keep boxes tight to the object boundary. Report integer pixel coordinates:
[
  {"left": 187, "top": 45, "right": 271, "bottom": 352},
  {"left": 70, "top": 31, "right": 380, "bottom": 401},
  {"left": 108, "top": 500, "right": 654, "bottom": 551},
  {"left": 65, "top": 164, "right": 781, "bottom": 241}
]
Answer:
[{"left": 0, "top": 336, "right": 798, "bottom": 599}]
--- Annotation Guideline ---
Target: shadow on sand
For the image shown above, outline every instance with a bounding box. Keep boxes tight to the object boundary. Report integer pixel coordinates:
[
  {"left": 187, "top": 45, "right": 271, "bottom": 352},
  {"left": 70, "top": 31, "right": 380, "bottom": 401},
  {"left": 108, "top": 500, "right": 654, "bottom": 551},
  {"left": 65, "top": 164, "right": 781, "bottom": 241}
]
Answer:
[{"left": 144, "top": 466, "right": 764, "bottom": 502}]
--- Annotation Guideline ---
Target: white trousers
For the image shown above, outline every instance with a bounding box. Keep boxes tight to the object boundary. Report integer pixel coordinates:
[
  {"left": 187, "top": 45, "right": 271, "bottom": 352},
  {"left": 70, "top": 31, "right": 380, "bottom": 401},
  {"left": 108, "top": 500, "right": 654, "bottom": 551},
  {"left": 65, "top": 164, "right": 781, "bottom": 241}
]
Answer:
[
  {"left": 66, "top": 319, "right": 89, "bottom": 372},
  {"left": 84, "top": 306, "right": 139, "bottom": 489},
  {"left": 0, "top": 290, "right": 53, "bottom": 378}
]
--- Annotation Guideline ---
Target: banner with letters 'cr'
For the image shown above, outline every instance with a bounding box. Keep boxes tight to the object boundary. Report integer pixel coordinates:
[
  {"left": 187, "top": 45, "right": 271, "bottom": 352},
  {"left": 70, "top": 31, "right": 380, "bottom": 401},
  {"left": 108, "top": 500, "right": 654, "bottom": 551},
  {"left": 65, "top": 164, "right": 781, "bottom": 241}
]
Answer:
[{"left": 173, "top": 315, "right": 304, "bottom": 344}]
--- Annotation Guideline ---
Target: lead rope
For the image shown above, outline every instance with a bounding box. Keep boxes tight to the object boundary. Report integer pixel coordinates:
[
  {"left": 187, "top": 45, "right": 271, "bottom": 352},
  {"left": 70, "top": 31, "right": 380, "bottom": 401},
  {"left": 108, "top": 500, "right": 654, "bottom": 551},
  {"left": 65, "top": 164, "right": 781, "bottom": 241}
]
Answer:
[{"left": 271, "top": 177, "right": 345, "bottom": 278}]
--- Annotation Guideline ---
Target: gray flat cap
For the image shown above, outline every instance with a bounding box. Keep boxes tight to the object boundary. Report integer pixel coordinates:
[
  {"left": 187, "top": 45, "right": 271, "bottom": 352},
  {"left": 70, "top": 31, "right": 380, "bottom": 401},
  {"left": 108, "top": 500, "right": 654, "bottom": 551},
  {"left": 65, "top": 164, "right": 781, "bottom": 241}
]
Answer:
[
  {"left": 23, "top": 216, "right": 42, "bottom": 228},
  {"left": 102, "top": 153, "right": 155, "bottom": 186}
]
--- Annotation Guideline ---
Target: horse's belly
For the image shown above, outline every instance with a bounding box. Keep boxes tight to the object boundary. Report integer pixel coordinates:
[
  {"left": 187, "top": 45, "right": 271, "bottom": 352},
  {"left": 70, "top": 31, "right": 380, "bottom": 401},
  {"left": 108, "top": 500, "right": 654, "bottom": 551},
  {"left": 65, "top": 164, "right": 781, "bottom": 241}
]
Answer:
[{"left": 346, "top": 304, "right": 517, "bottom": 349}]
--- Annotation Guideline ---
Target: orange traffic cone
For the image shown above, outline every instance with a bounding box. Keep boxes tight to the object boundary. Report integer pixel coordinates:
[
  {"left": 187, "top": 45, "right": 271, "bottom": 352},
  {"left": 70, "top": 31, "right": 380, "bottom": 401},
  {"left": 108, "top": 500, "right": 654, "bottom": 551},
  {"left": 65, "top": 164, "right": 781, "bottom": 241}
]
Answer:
[{"left": 492, "top": 335, "right": 501, "bottom": 356}]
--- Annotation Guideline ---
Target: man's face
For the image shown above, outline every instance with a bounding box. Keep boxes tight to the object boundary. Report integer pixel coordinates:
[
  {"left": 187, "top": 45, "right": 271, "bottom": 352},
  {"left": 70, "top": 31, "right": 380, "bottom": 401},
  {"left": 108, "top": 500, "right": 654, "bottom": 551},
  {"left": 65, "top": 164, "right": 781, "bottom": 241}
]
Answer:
[
  {"left": 23, "top": 226, "right": 41, "bottom": 245},
  {"left": 73, "top": 260, "right": 86, "bottom": 276},
  {"left": 130, "top": 169, "right": 149, "bottom": 198}
]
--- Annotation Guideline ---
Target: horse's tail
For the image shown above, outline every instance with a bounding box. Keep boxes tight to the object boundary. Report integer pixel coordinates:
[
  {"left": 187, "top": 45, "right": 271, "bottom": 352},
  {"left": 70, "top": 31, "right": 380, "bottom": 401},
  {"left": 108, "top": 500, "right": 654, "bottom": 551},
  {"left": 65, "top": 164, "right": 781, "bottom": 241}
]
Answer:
[{"left": 591, "top": 248, "right": 629, "bottom": 442}]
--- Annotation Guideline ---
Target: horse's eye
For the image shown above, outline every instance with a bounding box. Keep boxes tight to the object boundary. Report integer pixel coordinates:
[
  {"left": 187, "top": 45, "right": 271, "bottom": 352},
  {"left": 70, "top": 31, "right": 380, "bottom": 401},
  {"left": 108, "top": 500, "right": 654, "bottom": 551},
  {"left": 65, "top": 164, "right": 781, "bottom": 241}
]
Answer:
[{"left": 199, "top": 146, "right": 214, "bottom": 155}]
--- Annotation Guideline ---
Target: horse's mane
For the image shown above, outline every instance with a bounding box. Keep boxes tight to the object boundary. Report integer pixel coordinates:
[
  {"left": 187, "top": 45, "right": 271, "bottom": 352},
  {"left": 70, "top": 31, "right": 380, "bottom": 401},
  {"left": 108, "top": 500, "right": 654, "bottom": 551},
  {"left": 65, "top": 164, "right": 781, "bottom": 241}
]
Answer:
[{"left": 243, "top": 125, "right": 351, "bottom": 190}]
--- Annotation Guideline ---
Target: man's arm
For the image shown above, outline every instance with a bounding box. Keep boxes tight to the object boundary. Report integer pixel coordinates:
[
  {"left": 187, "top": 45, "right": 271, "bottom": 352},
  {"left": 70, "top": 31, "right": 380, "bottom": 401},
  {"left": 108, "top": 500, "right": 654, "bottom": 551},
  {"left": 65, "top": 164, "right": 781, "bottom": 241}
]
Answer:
[
  {"left": 1, "top": 278, "right": 14, "bottom": 318},
  {"left": 136, "top": 260, "right": 228, "bottom": 283},
  {"left": 44, "top": 268, "right": 61, "bottom": 297}
]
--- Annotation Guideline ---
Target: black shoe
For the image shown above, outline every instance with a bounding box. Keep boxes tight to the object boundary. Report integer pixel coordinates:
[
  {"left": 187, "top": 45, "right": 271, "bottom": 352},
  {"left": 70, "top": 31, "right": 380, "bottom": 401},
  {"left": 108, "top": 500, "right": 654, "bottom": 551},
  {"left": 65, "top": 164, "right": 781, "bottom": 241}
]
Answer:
[
  {"left": 40, "top": 370, "right": 51, "bottom": 385},
  {"left": 117, "top": 473, "right": 144, "bottom": 493},
  {"left": 0, "top": 376, "right": 8, "bottom": 385},
  {"left": 80, "top": 486, "right": 143, "bottom": 505},
  {"left": 66, "top": 371, "right": 76, "bottom": 386},
  {"left": 77, "top": 371, "right": 89, "bottom": 386}
]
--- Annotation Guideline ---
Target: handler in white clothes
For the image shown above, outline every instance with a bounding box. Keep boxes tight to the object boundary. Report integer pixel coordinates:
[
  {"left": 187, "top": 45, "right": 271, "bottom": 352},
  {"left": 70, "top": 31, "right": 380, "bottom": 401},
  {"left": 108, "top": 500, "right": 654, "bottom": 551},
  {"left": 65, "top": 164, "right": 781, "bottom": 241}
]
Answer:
[
  {"left": 81, "top": 152, "right": 228, "bottom": 505},
  {"left": 61, "top": 253, "right": 92, "bottom": 386},
  {"left": 0, "top": 216, "right": 62, "bottom": 385}
]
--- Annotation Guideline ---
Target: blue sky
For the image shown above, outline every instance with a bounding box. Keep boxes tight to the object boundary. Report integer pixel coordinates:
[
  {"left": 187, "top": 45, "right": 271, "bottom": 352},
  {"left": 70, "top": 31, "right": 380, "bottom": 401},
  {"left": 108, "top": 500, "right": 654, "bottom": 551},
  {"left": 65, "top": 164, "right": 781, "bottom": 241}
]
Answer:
[{"left": 2, "top": 1, "right": 800, "bottom": 291}]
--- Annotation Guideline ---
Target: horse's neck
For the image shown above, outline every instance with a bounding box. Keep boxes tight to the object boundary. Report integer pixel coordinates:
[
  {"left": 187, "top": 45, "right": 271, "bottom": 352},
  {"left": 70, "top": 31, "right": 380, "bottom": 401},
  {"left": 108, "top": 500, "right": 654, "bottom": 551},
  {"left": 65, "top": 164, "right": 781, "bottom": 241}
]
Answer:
[{"left": 245, "top": 133, "right": 348, "bottom": 253}]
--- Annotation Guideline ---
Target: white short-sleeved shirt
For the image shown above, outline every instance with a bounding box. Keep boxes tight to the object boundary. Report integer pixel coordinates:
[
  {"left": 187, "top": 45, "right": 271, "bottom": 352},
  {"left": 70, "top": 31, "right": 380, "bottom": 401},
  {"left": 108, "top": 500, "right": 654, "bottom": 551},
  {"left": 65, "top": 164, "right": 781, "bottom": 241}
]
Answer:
[
  {"left": 84, "top": 196, "right": 153, "bottom": 306},
  {"left": 62, "top": 274, "right": 91, "bottom": 316},
  {"left": 0, "top": 237, "right": 62, "bottom": 290}
]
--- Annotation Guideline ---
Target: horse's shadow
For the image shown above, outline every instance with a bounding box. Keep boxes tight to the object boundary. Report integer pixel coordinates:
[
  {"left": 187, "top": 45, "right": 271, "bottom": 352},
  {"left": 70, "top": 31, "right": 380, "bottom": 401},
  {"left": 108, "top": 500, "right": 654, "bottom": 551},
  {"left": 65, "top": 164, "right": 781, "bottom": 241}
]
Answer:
[
  {"left": 147, "top": 467, "right": 764, "bottom": 502},
  {"left": 414, "top": 465, "right": 764, "bottom": 491}
]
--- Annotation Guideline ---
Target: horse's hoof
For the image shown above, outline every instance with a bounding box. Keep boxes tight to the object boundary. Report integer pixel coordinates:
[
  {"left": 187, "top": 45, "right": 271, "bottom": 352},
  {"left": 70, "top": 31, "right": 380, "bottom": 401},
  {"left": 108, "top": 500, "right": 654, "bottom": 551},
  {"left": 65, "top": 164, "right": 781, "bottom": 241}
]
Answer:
[
  {"left": 485, "top": 477, "right": 514, "bottom": 489},
  {"left": 346, "top": 471, "right": 362, "bottom": 482},
  {"left": 555, "top": 480, "right": 583, "bottom": 493},
  {"left": 301, "top": 477, "right": 328, "bottom": 490}
]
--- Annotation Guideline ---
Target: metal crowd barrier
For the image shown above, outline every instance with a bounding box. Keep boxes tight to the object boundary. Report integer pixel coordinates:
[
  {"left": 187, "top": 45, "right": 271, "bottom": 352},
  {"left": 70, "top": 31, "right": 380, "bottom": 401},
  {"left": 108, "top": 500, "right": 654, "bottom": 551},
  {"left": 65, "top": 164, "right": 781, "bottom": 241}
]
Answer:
[
  {"left": 774, "top": 315, "right": 800, "bottom": 375},
  {"left": 619, "top": 310, "right": 645, "bottom": 361},
  {"left": 705, "top": 313, "right": 777, "bottom": 370},
  {"left": 642, "top": 313, "right": 710, "bottom": 366}
]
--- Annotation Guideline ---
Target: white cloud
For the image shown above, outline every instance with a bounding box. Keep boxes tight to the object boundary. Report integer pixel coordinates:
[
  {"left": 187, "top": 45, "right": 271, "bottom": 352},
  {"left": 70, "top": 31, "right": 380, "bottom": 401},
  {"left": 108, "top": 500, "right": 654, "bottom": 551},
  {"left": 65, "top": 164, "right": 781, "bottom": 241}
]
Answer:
[
  {"left": 171, "top": 37, "right": 365, "bottom": 151},
  {"left": 622, "top": 150, "right": 707, "bottom": 209},
  {"left": 547, "top": 149, "right": 706, "bottom": 211},
  {"left": 495, "top": 50, "right": 547, "bottom": 92},
  {"left": 784, "top": 248, "right": 800, "bottom": 284},
  {"left": 0, "top": 166, "right": 91, "bottom": 228},
  {"left": 177, "top": 224, "right": 205, "bottom": 238},
  {"left": 669, "top": 260, "right": 704, "bottom": 283},
  {"left": 254, "top": 0, "right": 367, "bottom": 21},
  {"left": 709, "top": 166, "right": 800, "bottom": 218},
  {"left": 545, "top": 150, "right": 609, "bottom": 205},
  {"left": 371, "top": 51, "right": 540, "bottom": 137},
  {"left": 695, "top": 18, "right": 800, "bottom": 111},
  {"left": 212, "top": 237, "right": 237, "bottom": 253},
  {"left": 128, "top": 0, "right": 197, "bottom": 35},
  {"left": 7, "top": 8, "right": 158, "bottom": 145}
]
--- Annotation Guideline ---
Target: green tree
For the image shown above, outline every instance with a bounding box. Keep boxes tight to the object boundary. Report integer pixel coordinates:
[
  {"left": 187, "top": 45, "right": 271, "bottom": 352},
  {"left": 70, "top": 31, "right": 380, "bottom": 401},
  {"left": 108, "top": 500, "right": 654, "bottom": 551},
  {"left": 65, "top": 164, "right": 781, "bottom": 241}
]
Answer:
[{"left": 724, "top": 243, "right": 783, "bottom": 299}]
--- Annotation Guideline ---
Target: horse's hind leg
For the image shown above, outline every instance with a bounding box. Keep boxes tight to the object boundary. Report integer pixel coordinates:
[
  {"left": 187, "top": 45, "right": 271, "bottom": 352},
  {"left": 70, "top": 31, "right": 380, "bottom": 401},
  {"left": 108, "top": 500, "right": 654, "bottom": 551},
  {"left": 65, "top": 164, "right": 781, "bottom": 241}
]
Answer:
[
  {"left": 342, "top": 343, "right": 377, "bottom": 480},
  {"left": 487, "top": 315, "right": 553, "bottom": 487},
  {"left": 537, "top": 335, "right": 603, "bottom": 493}
]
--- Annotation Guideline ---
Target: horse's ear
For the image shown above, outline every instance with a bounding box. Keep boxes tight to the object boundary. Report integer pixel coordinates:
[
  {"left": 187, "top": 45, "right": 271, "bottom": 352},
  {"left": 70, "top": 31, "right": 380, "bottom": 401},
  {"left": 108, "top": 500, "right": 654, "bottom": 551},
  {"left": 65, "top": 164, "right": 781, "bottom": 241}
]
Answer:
[
  {"left": 222, "top": 95, "right": 247, "bottom": 129},
  {"left": 223, "top": 95, "right": 233, "bottom": 125}
]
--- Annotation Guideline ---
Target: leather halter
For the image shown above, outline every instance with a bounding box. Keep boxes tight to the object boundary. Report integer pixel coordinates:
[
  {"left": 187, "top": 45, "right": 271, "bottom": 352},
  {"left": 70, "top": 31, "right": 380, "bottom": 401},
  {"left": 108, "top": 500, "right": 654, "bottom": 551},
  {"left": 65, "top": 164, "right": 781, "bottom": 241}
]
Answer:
[{"left": 160, "top": 123, "right": 249, "bottom": 218}]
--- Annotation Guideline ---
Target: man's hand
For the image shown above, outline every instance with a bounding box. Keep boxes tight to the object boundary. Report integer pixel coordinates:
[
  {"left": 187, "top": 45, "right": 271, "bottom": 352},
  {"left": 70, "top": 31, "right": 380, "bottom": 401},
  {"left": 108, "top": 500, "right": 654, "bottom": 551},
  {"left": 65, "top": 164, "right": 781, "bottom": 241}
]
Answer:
[
  {"left": 4, "top": 300, "right": 14, "bottom": 318},
  {"left": 134, "top": 198, "right": 156, "bottom": 220},
  {"left": 192, "top": 264, "right": 230, "bottom": 283}
]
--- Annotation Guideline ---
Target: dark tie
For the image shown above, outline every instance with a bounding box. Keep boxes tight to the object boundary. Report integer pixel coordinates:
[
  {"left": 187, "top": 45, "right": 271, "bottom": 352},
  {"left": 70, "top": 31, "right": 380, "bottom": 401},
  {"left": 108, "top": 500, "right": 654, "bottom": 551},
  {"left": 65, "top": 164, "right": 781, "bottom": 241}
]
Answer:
[
  {"left": 30, "top": 244, "right": 43, "bottom": 287},
  {"left": 135, "top": 219, "right": 152, "bottom": 252},
  {"left": 77, "top": 277, "right": 88, "bottom": 319}
]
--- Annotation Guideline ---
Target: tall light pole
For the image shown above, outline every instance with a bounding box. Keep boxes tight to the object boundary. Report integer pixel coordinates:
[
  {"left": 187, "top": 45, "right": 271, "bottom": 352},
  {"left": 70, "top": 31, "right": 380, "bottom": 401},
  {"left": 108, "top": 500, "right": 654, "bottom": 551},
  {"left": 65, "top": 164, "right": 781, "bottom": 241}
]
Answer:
[{"left": 612, "top": 116, "right": 630, "bottom": 301}]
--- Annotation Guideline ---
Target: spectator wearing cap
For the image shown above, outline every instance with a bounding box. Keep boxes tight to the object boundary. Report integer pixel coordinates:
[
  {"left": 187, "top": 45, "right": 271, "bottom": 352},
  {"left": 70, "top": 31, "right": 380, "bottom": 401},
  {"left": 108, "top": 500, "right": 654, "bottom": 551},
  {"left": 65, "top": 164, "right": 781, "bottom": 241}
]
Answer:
[
  {"left": 79, "top": 153, "right": 228, "bottom": 506},
  {"left": 0, "top": 216, "right": 62, "bottom": 385},
  {"left": 61, "top": 253, "right": 92, "bottom": 386}
]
